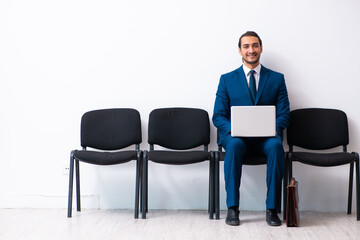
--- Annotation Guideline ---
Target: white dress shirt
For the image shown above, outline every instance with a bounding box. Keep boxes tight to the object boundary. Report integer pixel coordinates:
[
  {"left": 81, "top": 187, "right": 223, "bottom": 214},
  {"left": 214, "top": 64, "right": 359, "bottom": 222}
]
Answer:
[{"left": 242, "top": 64, "right": 261, "bottom": 90}]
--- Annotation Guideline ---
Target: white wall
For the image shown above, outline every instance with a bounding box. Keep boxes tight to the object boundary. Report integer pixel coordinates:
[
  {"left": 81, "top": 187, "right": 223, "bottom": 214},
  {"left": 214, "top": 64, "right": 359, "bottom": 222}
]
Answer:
[{"left": 0, "top": 0, "right": 360, "bottom": 212}]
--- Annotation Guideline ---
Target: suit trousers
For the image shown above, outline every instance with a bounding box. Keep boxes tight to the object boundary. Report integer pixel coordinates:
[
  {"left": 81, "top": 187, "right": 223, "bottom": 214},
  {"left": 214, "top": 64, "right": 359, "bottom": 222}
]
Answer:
[{"left": 221, "top": 134, "right": 284, "bottom": 210}]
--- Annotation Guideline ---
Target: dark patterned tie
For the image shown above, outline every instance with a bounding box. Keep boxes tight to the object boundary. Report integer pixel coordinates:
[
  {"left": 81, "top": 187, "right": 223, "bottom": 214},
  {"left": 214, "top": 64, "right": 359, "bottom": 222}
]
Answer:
[{"left": 249, "top": 70, "right": 256, "bottom": 103}]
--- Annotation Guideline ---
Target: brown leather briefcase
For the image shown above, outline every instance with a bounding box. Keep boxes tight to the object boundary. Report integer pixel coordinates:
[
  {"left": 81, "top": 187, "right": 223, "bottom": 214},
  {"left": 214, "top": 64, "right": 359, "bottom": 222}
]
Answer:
[{"left": 286, "top": 178, "right": 300, "bottom": 227}]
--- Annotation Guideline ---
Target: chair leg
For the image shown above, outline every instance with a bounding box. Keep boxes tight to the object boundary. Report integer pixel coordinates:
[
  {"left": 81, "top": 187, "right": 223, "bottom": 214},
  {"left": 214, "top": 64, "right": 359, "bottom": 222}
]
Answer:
[
  {"left": 347, "top": 162, "right": 354, "bottom": 214},
  {"left": 209, "top": 153, "right": 214, "bottom": 219},
  {"left": 142, "top": 151, "right": 148, "bottom": 219},
  {"left": 354, "top": 152, "right": 360, "bottom": 221},
  {"left": 75, "top": 160, "right": 81, "bottom": 212},
  {"left": 283, "top": 152, "right": 289, "bottom": 220},
  {"left": 139, "top": 158, "right": 143, "bottom": 214},
  {"left": 285, "top": 153, "right": 293, "bottom": 221},
  {"left": 215, "top": 151, "right": 220, "bottom": 220},
  {"left": 146, "top": 158, "right": 148, "bottom": 213},
  {"left": 208, "top": 157, "right": 211, "bottom": 215},
  {"left": 67, "top": 151, "right": 75, "bottom": 218},
  {"left": 277, "top": 186, "right": 281, "bottom": 214},
  {"left": 134, "top": 151, "right": 142, "bottom": 219},
  {"left": 289, "top": 155, "right": 293, "bottom": 180}
]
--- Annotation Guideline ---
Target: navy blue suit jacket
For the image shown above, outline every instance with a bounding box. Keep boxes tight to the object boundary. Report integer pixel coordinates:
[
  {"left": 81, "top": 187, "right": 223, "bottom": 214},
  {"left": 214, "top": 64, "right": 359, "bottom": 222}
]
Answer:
[{"left": 212, "top": 65, "right": 290, "bottom": 145}]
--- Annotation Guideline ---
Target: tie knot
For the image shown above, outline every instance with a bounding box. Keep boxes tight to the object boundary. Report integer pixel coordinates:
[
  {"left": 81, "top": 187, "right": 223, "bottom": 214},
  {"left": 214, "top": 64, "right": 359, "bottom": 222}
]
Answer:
[{"left": 250, "top": 70, "right": 255, "bottom": 75}]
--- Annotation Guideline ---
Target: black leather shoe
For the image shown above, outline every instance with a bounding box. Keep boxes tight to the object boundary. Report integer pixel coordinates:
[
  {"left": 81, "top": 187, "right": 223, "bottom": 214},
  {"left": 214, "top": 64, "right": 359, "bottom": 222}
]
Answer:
[
  {"left": 225, "top": 207, "right": 240, "bottom": 226},
  {"left": 266, "top": 209, "right": 281, "bottom": 226}
]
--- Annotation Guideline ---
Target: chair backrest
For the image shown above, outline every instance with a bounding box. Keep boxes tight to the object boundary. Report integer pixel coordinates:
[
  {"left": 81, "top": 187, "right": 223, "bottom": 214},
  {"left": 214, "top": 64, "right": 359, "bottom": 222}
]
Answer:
[
  {"left": 287, "top": 108, "right": 349, "bottom": 150},
  {"left": 81, "top": 108, "right": 142, "bottom": 150},
  {"left": 148, "top": 108, "right": 210, "bottom": 150}
]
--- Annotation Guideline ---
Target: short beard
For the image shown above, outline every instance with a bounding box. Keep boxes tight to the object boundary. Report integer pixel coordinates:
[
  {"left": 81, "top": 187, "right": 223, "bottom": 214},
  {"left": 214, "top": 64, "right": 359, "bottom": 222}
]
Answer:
[{"left": 242, "top": 57, "right": 260, "bottom": 65}]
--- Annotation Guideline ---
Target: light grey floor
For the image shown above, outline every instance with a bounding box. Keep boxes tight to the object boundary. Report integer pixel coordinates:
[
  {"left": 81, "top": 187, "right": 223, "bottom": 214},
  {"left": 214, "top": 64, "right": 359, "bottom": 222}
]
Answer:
[{"left": 0, "top": 209, "right": 359, "bottom": 240}]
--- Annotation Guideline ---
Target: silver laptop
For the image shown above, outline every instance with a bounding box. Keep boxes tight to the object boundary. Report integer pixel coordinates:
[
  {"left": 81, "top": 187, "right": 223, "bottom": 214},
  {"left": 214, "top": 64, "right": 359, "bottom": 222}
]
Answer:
[{"left": 231, "top": 106, "right": 276, "bottom": 137}]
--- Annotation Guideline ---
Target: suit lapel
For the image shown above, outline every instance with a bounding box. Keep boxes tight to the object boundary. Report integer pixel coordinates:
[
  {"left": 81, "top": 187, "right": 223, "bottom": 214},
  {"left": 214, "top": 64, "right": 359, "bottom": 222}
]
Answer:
[{"left": 255, "top": 65, "right": 269, "bottom": 105}]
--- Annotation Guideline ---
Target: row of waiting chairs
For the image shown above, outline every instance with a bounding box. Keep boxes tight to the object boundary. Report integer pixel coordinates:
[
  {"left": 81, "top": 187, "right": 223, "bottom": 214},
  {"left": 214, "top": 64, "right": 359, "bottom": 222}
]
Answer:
[
  {"left": 67, "top": 108, "right": 213, "bottom": 219},
  {"left": 67, "top": 107, "right": 360, "bottom": 221}
]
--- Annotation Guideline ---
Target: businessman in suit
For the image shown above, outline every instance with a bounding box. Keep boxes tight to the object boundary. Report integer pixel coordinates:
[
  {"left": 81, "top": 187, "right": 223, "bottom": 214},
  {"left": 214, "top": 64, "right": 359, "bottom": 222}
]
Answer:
[{"left": 212, "top": 31, "right": 290, "bottom": 226}]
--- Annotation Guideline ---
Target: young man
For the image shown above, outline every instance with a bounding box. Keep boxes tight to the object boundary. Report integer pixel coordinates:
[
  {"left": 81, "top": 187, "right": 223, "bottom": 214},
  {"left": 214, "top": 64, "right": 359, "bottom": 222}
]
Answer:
[{"left": 212, "top": 31, "right": 290, "bottom": 226}]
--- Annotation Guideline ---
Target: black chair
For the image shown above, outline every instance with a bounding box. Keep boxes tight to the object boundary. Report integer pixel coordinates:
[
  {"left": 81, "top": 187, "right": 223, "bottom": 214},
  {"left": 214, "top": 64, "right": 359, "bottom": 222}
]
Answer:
[
  {"left": 214, "top": 130, "right": 282, "bottom": 220},
  {"left": 285, "top": 108, "right": 360, "bottom": 220},
  {"left": 67, "top": 108, "right": 142, "bottom": 218},
  {"left": 141, "top": 108, "right": 214, "bottom": 219}
]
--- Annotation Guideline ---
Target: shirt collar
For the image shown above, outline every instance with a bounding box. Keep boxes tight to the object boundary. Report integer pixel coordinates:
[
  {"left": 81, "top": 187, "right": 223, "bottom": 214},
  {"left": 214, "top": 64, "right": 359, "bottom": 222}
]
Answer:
[{"left": 243, "top": 64, "right": 261, "bottom": 76}]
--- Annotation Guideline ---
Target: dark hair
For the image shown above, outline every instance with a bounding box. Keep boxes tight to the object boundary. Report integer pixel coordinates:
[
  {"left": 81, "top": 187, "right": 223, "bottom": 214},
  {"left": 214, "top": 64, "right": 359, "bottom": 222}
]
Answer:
[{"left": 238, "top": 31, "right": 262, "bottom": 48}]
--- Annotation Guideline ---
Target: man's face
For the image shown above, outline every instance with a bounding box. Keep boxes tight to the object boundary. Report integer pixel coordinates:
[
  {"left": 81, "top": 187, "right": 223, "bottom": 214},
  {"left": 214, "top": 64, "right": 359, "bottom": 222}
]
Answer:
[{"left": 238, "top": 36, "right": 263, "bottom": 67}]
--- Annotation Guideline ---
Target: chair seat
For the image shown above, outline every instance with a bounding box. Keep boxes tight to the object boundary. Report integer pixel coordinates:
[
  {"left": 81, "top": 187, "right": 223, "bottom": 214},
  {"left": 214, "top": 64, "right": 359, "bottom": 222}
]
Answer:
[
  {"left": 74, "top": 150, "right": 138, "bottom": 165},
  {"left": 148, "top": 150, "right": 210, "bottom": 165},
  {"left": 291, "top": 152, "right": 356, "bottom": 167},
  {"left": 219, "top": 152, "right": 267, "bottom": 165}
]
